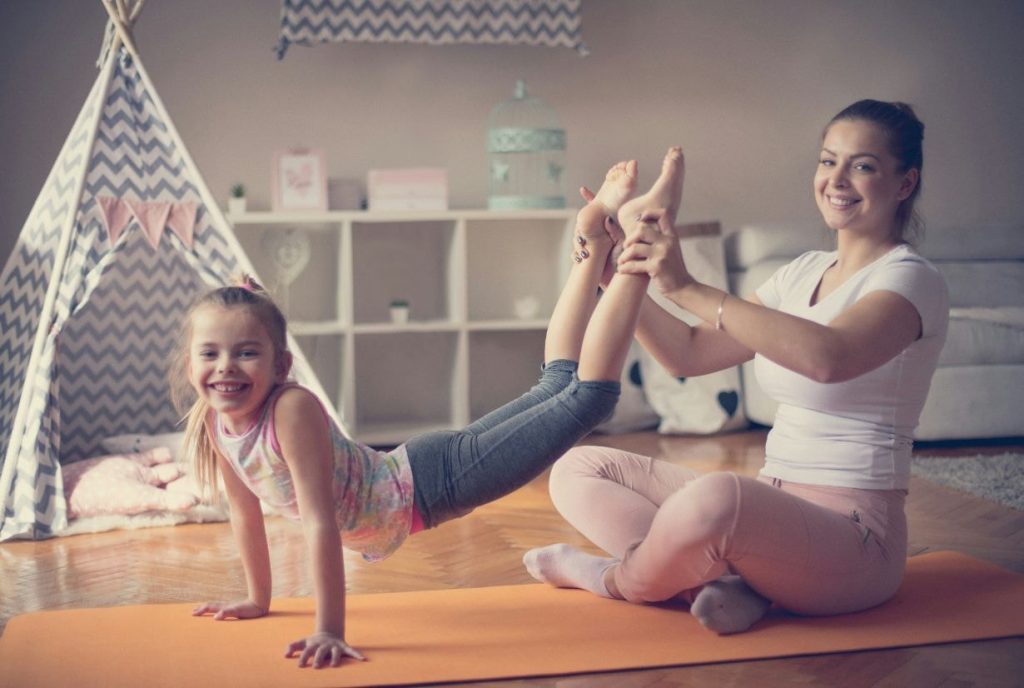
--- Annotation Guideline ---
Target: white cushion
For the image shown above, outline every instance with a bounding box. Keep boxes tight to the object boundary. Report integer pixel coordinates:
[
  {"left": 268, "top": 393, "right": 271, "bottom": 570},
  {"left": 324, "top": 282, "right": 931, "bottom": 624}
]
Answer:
[
  {"left": 642, "top": 233, "right": 747, "bottom": 434},
  {"left": 593, "top": 340, "right": 660, "bottom": 434}
]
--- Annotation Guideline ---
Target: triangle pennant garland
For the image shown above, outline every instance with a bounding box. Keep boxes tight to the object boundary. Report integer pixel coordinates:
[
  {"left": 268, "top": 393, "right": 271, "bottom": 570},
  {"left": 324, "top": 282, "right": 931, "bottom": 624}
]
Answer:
[
  {"left": 124, "top": 199, "right": 172, "bottom": 250},
  {"left": 95, "top": 197, "right": 198, "bottom": 251},
  {"left": 96, "top": 195, "right": 135, "bottom": 246},
  {"left": 166, "top": 202, "right": 198, "bottom": 248}
]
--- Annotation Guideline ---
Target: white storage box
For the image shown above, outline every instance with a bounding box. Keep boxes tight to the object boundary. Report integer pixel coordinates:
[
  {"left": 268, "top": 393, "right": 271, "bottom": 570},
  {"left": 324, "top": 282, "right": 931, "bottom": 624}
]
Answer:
[{"left": 367, "top": 168, "right": 448, "bottom": 211}]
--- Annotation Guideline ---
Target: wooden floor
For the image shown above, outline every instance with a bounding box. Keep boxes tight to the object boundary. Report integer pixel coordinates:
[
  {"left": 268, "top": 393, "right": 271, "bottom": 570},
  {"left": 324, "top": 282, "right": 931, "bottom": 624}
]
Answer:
[{"left": 2, "top": 428, "right": 1022, "bottom": 687}]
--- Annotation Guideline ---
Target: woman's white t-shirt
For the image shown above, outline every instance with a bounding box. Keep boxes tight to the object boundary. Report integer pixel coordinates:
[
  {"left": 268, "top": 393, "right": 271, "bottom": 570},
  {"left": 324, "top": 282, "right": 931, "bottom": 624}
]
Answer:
[{"left": 754, "top": 244, "right": 948, "bottom": 490}]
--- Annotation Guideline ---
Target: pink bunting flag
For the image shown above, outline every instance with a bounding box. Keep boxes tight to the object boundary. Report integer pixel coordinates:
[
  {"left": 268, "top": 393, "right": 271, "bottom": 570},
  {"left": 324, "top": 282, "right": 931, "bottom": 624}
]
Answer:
[
  {"left": 96, "top": 196, "right": 200, "bottom": 251},
  {"left": 166, "top": 202, "right": 198, "bottom": 248},
  {"left": 124, "top": 199, "right": 172, "bottom": 250},
  {"left": 96, "top": 195, "right": 135, "bottom": 246}
]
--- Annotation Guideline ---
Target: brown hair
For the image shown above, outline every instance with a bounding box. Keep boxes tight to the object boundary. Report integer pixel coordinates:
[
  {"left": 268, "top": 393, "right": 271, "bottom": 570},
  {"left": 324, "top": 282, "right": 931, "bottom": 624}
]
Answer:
[
  {"left": 827, "top": 99, "right": 925, "bottom": 243},
  {"left": 168, "top": 274, "right": 290, "bottom": 499}
]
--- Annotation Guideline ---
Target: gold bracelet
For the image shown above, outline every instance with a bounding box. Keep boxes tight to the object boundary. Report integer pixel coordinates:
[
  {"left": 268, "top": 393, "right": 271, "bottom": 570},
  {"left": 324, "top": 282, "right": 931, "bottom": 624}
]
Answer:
[{"left": 715, "top": 292, "right": 728, "bottom": 331}]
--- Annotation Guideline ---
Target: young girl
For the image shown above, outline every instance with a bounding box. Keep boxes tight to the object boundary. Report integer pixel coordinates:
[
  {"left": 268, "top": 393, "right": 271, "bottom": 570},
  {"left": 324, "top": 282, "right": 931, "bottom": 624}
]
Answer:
[
  {"left": 525, "top": 100, "right": 949, "bottom": 636},
  {"left": 170, "top": 150, "right": 685, "bottom": 669}
]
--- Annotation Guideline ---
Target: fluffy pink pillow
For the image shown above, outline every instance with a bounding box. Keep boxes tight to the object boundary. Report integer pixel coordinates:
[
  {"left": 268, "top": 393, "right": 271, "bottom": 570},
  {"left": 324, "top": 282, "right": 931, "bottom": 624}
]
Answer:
[{"left": 62, "top": 448, "right": 199, "bottom": 519}]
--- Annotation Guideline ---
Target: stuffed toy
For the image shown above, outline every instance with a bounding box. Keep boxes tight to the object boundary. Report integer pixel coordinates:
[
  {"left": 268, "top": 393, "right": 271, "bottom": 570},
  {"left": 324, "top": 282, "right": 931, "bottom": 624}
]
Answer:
[{"left": 62, "top": 447, "right": 199, "bottom": 519}]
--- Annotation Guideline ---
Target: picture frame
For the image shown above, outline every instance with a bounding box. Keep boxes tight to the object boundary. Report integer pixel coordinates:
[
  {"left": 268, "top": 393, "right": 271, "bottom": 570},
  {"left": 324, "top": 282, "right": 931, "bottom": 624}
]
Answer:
[{"left": 272, "top": 148, "right": 328, "bottom": 211}]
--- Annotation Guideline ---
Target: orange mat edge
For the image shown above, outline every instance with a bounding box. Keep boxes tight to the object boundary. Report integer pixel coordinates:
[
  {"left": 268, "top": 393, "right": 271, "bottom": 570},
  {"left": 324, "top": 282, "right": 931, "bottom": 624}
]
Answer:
[{"left": 2, "top": 551, "right": 1022, "bottom": 688}]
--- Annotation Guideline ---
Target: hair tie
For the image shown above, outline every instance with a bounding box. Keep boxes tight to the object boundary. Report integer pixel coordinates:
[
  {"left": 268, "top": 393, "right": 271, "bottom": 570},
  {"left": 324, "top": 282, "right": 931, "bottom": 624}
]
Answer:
[{"left": 237, "top": 275, "right": 261, "bottom": 293}]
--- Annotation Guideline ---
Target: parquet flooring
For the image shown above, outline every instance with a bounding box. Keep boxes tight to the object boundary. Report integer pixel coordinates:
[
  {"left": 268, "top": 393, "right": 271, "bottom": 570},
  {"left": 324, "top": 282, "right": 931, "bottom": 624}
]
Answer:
[{"left": 2, "top": 429, "right": 1022, "bottom": 687}]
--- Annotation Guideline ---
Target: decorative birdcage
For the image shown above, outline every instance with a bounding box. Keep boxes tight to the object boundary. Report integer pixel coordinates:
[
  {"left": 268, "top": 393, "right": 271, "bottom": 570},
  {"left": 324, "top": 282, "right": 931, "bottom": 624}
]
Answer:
[{"left": 487, "top": 80, "right": 566, "bottom": 210}]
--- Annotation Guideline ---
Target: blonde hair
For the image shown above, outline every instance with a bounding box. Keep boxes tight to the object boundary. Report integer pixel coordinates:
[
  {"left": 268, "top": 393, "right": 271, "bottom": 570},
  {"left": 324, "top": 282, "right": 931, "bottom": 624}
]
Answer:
[{"left": 169, "top": 274, "right": 290, "bottom": 500}]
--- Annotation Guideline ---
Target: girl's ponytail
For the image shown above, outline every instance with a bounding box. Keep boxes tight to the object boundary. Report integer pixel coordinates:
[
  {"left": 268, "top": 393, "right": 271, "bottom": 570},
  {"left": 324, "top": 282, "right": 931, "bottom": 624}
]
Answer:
[{"left": 181, "top": 398, "right": 219, "bottom": 502}]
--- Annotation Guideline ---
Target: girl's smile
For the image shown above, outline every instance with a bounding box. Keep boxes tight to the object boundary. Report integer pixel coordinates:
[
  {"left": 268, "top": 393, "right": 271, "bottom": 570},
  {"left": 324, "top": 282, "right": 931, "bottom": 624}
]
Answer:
[{"left": 188, "top": 305, "right": 287, "bottom": 434}]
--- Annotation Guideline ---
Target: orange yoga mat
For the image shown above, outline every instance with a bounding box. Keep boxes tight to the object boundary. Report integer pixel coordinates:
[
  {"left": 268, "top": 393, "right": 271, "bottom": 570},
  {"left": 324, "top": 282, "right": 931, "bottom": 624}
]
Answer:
[{"left": 2, "top": 551, "right": 1022, "bottom": 688}]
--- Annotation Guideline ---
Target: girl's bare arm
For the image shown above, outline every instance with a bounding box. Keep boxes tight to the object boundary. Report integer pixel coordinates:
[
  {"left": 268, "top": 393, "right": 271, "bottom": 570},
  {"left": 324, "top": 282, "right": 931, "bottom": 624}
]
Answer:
[{"left": 276, "top": 388, "right": 364, "bottom": 668}]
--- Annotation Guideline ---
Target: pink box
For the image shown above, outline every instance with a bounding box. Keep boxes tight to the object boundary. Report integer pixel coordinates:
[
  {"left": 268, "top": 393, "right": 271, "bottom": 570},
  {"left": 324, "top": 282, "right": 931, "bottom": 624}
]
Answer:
[{"left": 367, "top": 168, "right": 448, "bottom": 211}]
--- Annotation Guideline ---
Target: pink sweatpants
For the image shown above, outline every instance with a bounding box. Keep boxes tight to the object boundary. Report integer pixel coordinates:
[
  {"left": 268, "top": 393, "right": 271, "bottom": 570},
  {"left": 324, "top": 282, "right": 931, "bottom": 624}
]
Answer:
[{"left": 549, "top": 446, "right": 908, "bottom": 616}]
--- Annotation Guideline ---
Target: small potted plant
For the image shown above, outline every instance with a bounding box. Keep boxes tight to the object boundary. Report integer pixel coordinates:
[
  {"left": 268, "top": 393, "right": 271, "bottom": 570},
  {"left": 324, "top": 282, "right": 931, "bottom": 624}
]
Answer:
[
  {"left": 389, "top": 299, "right": 410, "bottom": 324},
  {"left": 228, "top": 183, "right": 247, "bottom": 215}
]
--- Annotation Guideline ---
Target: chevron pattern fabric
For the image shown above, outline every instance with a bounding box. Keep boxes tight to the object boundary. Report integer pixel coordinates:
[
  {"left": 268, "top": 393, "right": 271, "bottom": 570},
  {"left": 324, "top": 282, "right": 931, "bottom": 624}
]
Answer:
[
  {"left": 0, "top": 68, "right": 106, "bottom": 472},
  {"left": 0, "top": 48, "right": 291, "bottom": 541},
  {"left": 57, "top": 233, "right": 209, "bottom": 464},
  {"left": 0, "top": 60, "right": 110, "bottom": 541},
  {"left": 275, "top": 0, "right": 585, "bottom": 58},
  {"left": 0, "top": 52, "right": 226, "bottom": 540},
  {"left": 55, "top": 52, "right": 224, "bottom": 465}
]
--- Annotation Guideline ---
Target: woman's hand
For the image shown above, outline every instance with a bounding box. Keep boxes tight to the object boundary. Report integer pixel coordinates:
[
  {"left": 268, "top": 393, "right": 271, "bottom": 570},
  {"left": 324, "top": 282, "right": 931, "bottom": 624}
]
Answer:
[
  {"left": 617, "top": 209, "right": 696, "bottom": 296},
  {"left": 191, "top": 599, "right": 267, "bottom": 620},
  {"left": 286, "top": 631, "right": 366, "bottom": 669}
]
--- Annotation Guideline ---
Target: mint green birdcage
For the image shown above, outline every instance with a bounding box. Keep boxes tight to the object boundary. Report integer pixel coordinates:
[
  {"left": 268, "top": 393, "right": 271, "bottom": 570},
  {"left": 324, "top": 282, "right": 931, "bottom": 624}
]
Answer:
[{"left": 487, "top": 80, "right": 566, "bottom": 210}]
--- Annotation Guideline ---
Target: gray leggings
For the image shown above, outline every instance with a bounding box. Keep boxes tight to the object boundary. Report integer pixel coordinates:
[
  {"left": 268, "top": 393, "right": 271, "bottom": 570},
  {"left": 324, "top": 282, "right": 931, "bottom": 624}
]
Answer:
[{"left": 404, "top": 359, "right": 620, "bottom": 528}]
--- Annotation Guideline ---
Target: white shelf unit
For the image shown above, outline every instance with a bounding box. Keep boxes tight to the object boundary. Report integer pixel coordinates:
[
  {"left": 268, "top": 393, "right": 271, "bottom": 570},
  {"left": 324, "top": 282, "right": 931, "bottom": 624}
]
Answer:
[{"left": 230, "top": 209, "right": 576, "bottom": 445}]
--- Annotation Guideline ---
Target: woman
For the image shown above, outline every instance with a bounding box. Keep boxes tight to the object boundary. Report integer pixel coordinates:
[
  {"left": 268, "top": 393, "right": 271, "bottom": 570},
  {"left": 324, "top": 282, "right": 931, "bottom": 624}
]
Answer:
[{"left": 524, "top": 100, "right": 949, "bottom": 635}]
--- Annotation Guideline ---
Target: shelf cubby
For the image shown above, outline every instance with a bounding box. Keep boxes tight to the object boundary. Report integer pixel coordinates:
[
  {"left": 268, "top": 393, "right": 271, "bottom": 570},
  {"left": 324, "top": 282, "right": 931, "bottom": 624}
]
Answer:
[
  {"left": 468, "top": 329, "right": 547, "bottom": 421},
  {"left": 230, "top": 208, "right": 575, "bottom": 445}
]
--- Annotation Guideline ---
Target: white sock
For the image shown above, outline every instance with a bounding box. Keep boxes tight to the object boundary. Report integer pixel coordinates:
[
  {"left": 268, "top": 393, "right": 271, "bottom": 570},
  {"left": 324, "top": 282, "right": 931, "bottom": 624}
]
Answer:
[
  {"left": 690, "top": 575, "right": 771, "bottom": 634},
  {"left": 523, "top": 543, "right": 617, "bottom": 598}
]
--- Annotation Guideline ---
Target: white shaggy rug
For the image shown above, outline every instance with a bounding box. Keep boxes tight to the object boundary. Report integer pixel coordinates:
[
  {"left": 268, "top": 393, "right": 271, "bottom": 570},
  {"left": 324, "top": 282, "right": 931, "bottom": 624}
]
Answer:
[{"left": 912, "top": 452, "right": 1024, "bottom": 510}]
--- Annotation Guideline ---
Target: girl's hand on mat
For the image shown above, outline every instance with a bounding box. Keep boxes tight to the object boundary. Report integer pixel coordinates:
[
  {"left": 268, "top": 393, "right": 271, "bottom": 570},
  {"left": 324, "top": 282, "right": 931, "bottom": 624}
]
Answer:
[
  {"left": 191, "top": 599, "right": 266, "bottom": 620},
  {"left": 286, "top": 632, "right": 366, "bottom": 668}
]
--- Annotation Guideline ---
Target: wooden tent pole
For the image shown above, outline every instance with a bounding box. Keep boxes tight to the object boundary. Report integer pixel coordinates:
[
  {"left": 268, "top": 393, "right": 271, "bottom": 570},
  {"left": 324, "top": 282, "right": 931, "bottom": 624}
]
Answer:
[
  {"left": 130, "top": 0, "right": 146, "bottom": 23},
  {"left": 100, "top": 0, "right": 141, "bottom": 59}
]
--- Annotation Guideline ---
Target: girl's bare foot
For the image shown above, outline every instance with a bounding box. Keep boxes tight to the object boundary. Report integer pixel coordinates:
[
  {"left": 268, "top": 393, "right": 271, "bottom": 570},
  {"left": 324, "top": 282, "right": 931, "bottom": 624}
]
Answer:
[
  {"left": 617, "top": 146, "right": 684, "bottom": 228},
  {"left": 591, "top": 160, "right": 639, "bottom": 215},
  {"left": 576, "top": 160, "right": 638, "bottom": 243}
]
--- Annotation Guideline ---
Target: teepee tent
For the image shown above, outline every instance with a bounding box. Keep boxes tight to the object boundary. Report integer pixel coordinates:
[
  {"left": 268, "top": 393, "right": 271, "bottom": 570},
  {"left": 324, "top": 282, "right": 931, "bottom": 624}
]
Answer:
[{"left": 0, "top": 0, "right": 340, "bottom": 540}]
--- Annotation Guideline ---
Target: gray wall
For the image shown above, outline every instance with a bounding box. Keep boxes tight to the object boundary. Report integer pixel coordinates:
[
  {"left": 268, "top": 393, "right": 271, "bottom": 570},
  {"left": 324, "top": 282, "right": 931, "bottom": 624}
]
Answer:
[{"left": 2, "top": 0, "right": 1023, "bottom": 270}]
